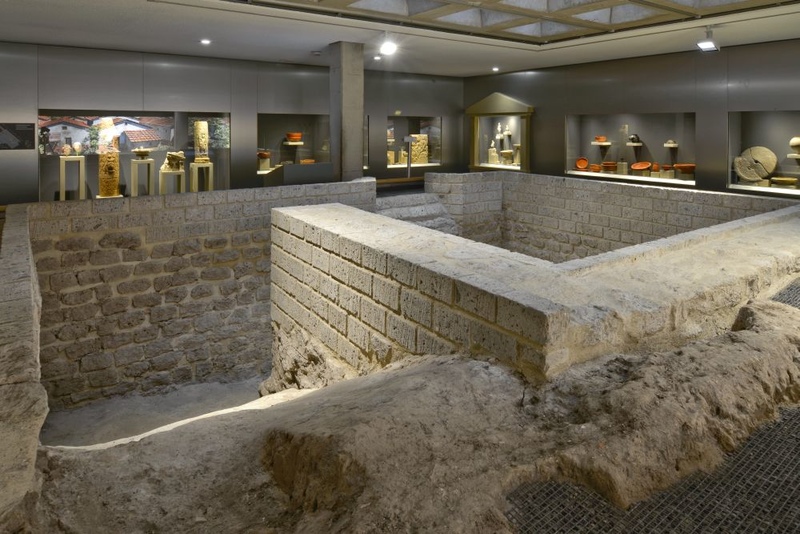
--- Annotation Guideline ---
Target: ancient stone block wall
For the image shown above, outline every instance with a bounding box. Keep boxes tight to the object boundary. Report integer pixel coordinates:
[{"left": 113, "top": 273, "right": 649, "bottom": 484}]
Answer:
[
  {"left": 426, "top": 172, "right": 798, "bottom": 262},
  {"left": 28, "top": 180, "right": 375, "bottom": 409},
  {"left": 0, "top": 205, "right": 48, "bottom": 530},
  {"left": 268, "top": 204, "right": 552, "bottom": 391},
  {"left": 424, "top": 173, "right": 503, "bottom": 245},
  {"left": 501, "top": 174, "right": 798, "bottom": 262}
]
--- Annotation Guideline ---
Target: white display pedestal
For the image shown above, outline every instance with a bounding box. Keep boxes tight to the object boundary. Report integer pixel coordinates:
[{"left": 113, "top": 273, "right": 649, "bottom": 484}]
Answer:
[
  {"left": 59, "top": 155, "right": 86, "bottom": 201},
  {"left": 189, "top": 162, "right": 214, "bottom": 192},
  {"left": 159, "top": 170, "right": 185, "bottom": 195},
  {"left": 131, "top": 158, "right": 156, "bottom": 196}
]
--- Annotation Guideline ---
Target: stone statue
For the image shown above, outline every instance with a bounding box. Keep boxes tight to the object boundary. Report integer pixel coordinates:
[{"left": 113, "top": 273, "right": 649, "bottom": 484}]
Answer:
[
  {"left": 194, "top": 121, "right": 210, "bottom": 163},
  {"left": 98, "top": 136, "right": 121, "bottom": 197},
  {"left": 161, "top": 151, "right": 186, "bottom": 171},
  {"left": 495, "top": 123, "right": 503, "bottom": 139}
]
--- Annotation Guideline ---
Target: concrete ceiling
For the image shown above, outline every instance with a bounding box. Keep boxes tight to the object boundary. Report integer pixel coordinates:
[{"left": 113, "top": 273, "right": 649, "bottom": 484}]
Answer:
[{"left": 1, "top": 0, "right": 800, "bottom": 76}]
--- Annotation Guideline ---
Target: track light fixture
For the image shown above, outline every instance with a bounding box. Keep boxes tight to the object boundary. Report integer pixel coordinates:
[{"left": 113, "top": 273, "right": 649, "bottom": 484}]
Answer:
[{"left": 697, "top": 26, "right": 719, "bottom": 52}]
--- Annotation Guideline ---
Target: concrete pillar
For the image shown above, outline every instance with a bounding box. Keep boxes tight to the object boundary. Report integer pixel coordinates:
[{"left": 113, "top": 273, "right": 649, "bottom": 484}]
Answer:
[{"left": 329, "top": 42, "right": 364, "bottom": 181}]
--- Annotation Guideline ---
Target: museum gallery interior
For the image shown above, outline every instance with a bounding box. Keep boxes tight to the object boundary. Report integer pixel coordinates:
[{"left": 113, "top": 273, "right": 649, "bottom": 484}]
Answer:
[{"left": 2, "top": 0, "right": 800, "bottom": 532}]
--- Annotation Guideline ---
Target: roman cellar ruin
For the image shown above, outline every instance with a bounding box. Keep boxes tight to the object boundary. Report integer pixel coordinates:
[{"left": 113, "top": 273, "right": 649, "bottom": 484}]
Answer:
[{"left": 2, "top": 172, "right": 800, "bottom": 530}]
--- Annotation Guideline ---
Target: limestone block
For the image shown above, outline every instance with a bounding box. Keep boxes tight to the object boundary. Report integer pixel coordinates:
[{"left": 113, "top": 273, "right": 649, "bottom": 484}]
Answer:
[
  {"left": 0, "top": 382, "right": 48, "bottom": 528},
  {"left": 399, "top": 288, "right": 433, "bottom": 327},
  {"left": 387, "top": 314, "right": 417, "bottom": 352}
]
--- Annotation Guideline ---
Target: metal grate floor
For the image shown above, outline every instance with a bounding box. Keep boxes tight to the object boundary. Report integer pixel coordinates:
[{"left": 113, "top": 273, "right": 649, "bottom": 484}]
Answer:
[
  {"left": 771, "top": 279, "right": 800, "bottom": 309},
  {"left": 506, "top": 406, "right": 800, "bottom": 533}
]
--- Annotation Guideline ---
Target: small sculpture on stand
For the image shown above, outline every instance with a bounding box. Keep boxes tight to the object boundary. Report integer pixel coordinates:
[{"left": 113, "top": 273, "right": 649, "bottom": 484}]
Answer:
[
  {"left": 488, "top": 140, "right": 499, "bottom": 164},
  {"left": 161, "top": 151, "right": 186, "bottom": 171}
]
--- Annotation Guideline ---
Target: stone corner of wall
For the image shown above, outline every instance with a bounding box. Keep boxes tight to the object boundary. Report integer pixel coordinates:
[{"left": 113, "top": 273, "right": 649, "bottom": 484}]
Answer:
[{"left": 0, "top": 204, "right": 47, "bottom": 533}]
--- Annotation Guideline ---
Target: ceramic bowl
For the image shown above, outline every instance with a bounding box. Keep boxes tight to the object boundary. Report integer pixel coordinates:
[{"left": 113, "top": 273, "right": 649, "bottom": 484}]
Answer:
[
  {"left": 575, "top": 157, "right": 589, "bottom": 170},
  {"left": 589, "top": 164, "right": 602, "bottom": 172},
  {"left": 674, "top": 163, "right": 696, "bottom": 174},
  {"left": 594, "top": 135, "right": 607, "bottom": 143},
  {"left": 630, "top": 161, "right": 651, "bottom": 171},
  {"left": 286, "top": 132, "right": 303, "bottom": 142},
  {"left": 771, "top": 176, "right": 798, "bottom": 186}
]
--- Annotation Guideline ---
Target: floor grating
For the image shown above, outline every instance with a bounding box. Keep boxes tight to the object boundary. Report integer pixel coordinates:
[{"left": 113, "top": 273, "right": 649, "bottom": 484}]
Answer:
[
  {"left": 506, "top": 406, "right": 800, "bottom": 533},
  {"left": 771, "top": 279, "right": 800, "bottom": 309}
]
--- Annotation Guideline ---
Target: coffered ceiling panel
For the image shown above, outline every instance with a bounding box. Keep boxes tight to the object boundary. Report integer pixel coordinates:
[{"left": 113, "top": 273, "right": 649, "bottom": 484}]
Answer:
[{"left": 237, "top": 0, "right": 791, "bottom": 44}]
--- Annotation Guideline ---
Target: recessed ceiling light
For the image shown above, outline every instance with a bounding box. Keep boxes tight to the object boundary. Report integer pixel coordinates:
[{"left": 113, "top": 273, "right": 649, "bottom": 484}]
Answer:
[
  {"left": 379, "top": 33, "right": 397, "bottom": 56},
  {"left": 200, "top": 39, "right": 212, "bottom": 46},
  {"left": 492, "top": 66, "right": 500, "bottom": 72},
  {"left": 374, "top": 55, "right": 382, "bottom": 61}
]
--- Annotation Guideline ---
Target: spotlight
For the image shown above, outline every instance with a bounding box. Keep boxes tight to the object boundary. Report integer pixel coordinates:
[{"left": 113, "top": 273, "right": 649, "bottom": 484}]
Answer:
[
  {"left": 697, "top": 27, "right": 718, "bottom": 52},
  {"left": 379, "top": 34, "right": 397, "bottom": 56},
  {"left": 200, "top": 38, "right": 212, "bottom": 46}
]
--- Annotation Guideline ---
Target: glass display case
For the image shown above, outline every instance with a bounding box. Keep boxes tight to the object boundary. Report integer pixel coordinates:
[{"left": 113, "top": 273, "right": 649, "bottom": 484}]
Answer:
[
  {"left": 565, "top": 113, "right": 696, "bottom": 185},
  {"left": 386, "top": 115, "right": 441, "bottom": 169},
  {"left": 466, "top": 92, "right": 533, "bottom": 172},
  {"left": 257, "top": 113, "right": 331, "bottom": 186},
  {"left": 728, "top": 111, "right": 800, "bottom": 196},
  {"left": 38, "top": 110, "right": 230, "bottom": 200}
]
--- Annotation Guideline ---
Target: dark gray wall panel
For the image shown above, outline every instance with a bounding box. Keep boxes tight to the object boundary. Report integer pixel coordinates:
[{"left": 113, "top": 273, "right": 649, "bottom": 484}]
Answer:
[
  {"left": 0, "top": 43, "right": 39, "bottom": 204},
  {"left": 230, "top": 61, "right": 259, "bottom": 189},
  {"left": 257, "top": 63, "right": 330, "bottom": 114},
  {"left": 0, "top": 43, "right": 38, "bottom": 121},
  {"left": 727, "top": 40, "right": 800, "bottom": 111},
  {"left": 38, "top": 47, "right": 144, "bottom": 110},
  {"left": 364, "top": 71, "right": 465, "bottom": 176},
  {"left": 0, "top": 151, "right": 39, "bottom": 204},
  {"left": 144, "top": 54, "right": 231, "bottom": 112}
]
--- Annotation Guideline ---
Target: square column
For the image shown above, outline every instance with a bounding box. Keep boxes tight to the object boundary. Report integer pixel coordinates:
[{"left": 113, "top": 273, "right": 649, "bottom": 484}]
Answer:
[{"left": 329, "top": 41, "right": 364, "bottom": 181}]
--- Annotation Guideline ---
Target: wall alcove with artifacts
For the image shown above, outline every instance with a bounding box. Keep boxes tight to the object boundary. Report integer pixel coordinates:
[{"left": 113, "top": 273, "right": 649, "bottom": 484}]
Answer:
[
  {"left": 37, "top": 111, "right": 230, "bottom": 200},
  {"left": 466, "top": 92, "right": 533, "bottom": 173}
]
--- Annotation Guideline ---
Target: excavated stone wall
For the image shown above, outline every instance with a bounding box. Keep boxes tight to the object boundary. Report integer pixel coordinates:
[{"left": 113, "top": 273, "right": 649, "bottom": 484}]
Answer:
[
  {"left": 268, "top": 201, "right": 800, "bottom": 390},
  {"left": 426, "top": 172, "right": 797, "bottom": 262},
  {"left": 0, "top": 205, "right": 48, "bottom": 531},
  {"left": 29, "top": 180, "right": 375, "bottom": 410}
]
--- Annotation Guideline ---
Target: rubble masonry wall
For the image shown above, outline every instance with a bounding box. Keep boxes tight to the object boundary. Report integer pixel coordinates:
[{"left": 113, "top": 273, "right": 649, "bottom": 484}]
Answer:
[{"left": 29, "top": 180, "right": 375, "bottom": 410}]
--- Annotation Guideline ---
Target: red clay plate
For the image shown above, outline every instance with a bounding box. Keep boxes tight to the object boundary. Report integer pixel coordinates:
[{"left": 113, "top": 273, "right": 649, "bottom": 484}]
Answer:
[
  {"left": 576, "top": 157, "right": 589, "bottom": 169},
  {"left": 631, "top": 161, "right": 652, "bottom": 170}
]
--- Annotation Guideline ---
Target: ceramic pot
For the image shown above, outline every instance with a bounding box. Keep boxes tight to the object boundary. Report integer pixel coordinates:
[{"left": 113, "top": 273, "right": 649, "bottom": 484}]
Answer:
[
  {"left": 286, "top": 132, "right": 303, "bottom": 142},
  {"left": 790, "top": 137, "right": 800, "bottom": 154}
]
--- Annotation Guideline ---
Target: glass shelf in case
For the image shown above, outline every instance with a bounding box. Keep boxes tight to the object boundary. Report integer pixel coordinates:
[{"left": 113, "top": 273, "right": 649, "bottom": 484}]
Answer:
[
  {"left": 728, "top": 111, "right": 800, "bottom": 195},
  {"left": 565, "top": 112, "right": 695, "bottom": 185},
  {"left": 386, "top": 115, "right": 441, "bottom": 169}
]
